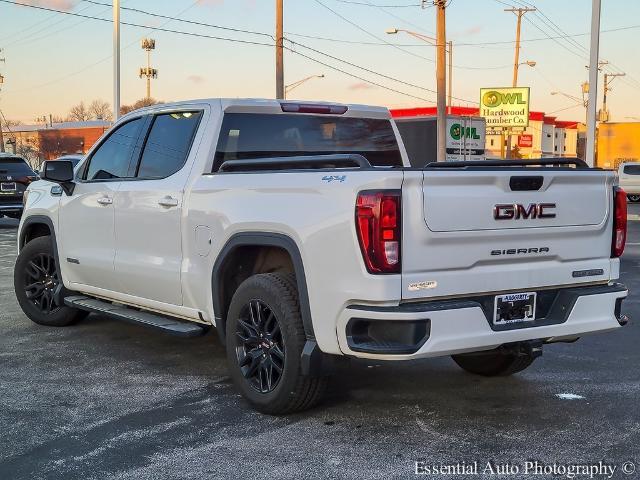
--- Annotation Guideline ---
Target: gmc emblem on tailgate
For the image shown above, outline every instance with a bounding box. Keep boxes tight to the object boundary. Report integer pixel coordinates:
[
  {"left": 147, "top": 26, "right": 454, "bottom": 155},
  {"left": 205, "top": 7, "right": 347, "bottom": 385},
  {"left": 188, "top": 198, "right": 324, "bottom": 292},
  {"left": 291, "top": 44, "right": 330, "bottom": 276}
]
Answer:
[{"left": 494, "top": 203, "right": 556, "bottom": 220}]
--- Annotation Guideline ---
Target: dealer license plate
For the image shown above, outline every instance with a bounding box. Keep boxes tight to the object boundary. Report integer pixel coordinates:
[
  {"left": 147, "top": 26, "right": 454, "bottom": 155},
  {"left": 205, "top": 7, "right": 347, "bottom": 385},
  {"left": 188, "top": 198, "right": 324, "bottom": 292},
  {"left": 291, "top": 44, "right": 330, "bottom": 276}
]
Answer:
[{"left": 493, "top": 292, "right": 536, "bottom": 326}]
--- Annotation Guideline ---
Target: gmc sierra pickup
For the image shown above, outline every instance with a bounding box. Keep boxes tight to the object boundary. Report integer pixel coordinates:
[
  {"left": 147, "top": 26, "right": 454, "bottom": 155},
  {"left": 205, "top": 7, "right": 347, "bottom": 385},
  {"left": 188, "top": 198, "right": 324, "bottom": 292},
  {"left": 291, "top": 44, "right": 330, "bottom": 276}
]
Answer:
[{"left": 14, "top": 98, "right": 628, "bottom": 414}]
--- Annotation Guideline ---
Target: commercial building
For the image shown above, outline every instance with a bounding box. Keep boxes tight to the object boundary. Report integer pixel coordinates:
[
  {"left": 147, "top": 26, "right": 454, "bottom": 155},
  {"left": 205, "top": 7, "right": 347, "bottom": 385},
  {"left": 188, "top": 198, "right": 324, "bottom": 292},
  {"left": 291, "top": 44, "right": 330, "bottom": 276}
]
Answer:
[
  {"left": 597, "top": 122, "right": 640, "bottom": 169},
  {"left": 390, "top": 106, "right": 580, "bottom": 160},
  {"left": 2, "top": 120, "right": 110, "bottom": 165}
]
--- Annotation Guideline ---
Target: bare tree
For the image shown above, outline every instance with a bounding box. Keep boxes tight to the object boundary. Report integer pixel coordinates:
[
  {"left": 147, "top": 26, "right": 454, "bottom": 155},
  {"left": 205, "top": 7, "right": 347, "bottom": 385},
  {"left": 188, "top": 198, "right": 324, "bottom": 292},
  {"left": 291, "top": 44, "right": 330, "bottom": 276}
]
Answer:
[
  {"left": 67, "top": 101, "right": 92, "bottom": 122},
  {"left": 88, "top": 99, "right": 113, "bottom": 121},
  {"left": 120, "top": 97, "right": 163, "bottom": 115}
]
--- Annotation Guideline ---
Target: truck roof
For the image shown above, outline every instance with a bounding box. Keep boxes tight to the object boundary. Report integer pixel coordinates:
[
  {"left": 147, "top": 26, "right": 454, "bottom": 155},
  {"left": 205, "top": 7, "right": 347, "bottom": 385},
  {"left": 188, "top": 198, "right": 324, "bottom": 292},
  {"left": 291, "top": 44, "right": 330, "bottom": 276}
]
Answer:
[{"left": 125, "top": 98, "right": 392, "bottom": 120}]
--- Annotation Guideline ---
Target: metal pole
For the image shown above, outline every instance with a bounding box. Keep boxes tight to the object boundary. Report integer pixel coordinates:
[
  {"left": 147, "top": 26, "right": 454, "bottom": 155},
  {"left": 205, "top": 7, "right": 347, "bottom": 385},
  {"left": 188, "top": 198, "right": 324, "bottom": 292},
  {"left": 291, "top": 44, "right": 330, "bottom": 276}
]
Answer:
[
  {"left": 275, "top": 0, "right": 284, "bottom": 99},
  {"left": 113, "top": 0, "right": 120, "bottom": 120},
  {"left": 601, "top": 73, "right": 608, "bottom": 122},
  {"left": 447, "top": 41, "right": 452, "bottom": 114},
  {"left": 504, "top": 7, "right": 535, "bottom": 159},
  {"left": 435, "top": 0, "right": 447, "bottom": 162},
  {"left": 0, "top": 119, "right": 4, "bottom": 153},
  {"left": 585, "top": 0, "right": 601, "bottom": 168},
  {"left": 147, "top": 48, "right": 151, "bottom": 99},
  {"left": 507, "top": 10, "right": 522, "bottom": 158}
]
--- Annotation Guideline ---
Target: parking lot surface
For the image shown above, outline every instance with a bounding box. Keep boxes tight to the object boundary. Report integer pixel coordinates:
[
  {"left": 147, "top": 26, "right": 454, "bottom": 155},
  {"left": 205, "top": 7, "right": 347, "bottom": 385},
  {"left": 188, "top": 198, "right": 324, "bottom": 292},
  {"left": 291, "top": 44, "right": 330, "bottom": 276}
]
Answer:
[{"left": 1, "top": 209, "right": 639, "bottom": 480}]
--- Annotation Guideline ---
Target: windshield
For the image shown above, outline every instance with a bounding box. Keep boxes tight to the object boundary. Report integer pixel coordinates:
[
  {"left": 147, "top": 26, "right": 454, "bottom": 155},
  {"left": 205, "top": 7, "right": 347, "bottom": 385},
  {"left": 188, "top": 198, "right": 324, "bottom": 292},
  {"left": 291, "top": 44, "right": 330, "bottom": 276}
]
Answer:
[
  {"left": 213, "top": 113, "right": 403, "bottom": 171},
  {"left": 0, "top": 158, "right": 36, "bottom": 176}
]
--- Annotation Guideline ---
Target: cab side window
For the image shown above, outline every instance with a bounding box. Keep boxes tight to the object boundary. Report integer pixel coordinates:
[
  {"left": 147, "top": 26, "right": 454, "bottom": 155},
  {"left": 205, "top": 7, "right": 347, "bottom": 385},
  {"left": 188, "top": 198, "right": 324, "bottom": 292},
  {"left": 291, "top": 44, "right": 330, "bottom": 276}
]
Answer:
[
  {"left": 136, "top": 111, "right": 202, "bottom": 179},
  {"left": 84, "top": 118, "right": 144, "bottom": 181}
]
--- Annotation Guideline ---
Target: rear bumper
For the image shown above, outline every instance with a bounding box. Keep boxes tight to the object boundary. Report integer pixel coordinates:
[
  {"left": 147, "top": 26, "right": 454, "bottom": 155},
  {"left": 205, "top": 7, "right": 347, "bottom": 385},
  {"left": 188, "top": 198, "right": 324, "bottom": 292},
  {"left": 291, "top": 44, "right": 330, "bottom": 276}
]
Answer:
[{"left": 336, "top": 283, "right": 628, "bottom": 360}]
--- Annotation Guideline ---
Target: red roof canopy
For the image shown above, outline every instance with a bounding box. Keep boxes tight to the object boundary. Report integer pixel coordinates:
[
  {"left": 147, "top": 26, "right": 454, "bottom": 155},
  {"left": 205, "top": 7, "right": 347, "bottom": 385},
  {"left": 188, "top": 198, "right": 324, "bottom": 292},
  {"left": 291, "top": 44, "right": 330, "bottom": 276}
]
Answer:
[
  {"left": 390, "top": 106, "right": 553, "bottom": 123},
  {"left": 554, "top": 120, "right": 579, "bottom": 129}
]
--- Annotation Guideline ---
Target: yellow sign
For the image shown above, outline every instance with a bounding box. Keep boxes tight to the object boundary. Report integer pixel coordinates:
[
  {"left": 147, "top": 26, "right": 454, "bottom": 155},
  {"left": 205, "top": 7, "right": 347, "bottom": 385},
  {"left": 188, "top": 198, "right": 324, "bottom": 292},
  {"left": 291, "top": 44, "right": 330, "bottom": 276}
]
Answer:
[{"left": 479, "top": 87, "right": 530, "bottom": 128}]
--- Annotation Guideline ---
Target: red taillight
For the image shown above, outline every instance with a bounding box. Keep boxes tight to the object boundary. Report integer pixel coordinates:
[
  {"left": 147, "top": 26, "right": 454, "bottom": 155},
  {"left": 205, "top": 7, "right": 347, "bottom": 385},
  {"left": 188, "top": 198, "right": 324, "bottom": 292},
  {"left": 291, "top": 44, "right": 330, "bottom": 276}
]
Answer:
[
  {"left": 612, "top": 187, "right": 627, "bottom": 258},
  {"left": 356, "top": 190, "right": 401, "bottom": 274},
  {"left": 280, "top": 103, "right": 348, "bottom": 115}
]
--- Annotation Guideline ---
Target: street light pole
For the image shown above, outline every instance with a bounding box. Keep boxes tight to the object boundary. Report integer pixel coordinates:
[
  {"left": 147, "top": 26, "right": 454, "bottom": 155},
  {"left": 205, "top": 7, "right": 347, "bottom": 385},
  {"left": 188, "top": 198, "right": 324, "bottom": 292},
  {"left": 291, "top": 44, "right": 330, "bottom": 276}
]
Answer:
[
  {"left": 275, "top": 0, "right": 284, "bottom": 99},
  {"left": 113, "top": 0, "right": 120, "bottom": 121},
  {"left": 585, "top": 0, "right": 601, "bottom": 168},
  {"left": 435, "top": 0, "right": 447, "bottom": 162},
  {"left": 284, "top": 74, "right": 325, "bottom": 99},
  {"left": 386, "top": 29, "right": 453, "bottom": 113}
]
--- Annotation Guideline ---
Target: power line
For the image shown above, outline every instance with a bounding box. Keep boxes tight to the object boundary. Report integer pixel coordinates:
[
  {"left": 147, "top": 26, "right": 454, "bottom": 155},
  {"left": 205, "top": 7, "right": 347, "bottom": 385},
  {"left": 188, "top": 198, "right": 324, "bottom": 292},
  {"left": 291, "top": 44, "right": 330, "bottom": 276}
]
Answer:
[
  {"left": 284, "top": 45, "right": 434, "bottom": 103},
  {"left": 3, "top": 2, "right": 111, "bottom": 49},
  {"left": 0, "top": 0, "right": 438, "bottom": 104},
  {"left": 0, "top": 0, "right": 274, "bottom": 47},
  {"left": 80, "top": 0, "right": 273, "bottom": 39},
  {"left": 312, "top": 0, "right": 442, "bottom": 64},
  {"left": 286, "top": 38, "right": 439, "bottom": 95},
  {"left": 1, "top": 0, "right": 210, "bottom": 95},
  {"left": 333, "top": 0, "right": 423, "bottom": 7},
  {"left": 360, "top": 0, "right": 435, "bottom": 36}
]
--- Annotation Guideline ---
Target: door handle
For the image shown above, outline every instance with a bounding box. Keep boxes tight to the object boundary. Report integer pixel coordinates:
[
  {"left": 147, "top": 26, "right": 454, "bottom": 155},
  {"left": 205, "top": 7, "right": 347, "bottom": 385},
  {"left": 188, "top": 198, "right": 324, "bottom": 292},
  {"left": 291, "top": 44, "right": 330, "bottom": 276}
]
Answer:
[
  {"left": 97, "top": 197, "right": 113, "bottom": 206},
  {"left": 158, "top": 196, "right": 179, "bottom": 208}
]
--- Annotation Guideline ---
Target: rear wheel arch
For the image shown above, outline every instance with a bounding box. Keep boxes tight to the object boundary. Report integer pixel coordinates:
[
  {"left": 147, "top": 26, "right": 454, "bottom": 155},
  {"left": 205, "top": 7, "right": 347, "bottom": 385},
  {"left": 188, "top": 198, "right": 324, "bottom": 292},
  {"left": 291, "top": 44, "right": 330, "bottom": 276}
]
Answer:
[{"left": 211, "top": 233, "right": 315, "bottom": 342}]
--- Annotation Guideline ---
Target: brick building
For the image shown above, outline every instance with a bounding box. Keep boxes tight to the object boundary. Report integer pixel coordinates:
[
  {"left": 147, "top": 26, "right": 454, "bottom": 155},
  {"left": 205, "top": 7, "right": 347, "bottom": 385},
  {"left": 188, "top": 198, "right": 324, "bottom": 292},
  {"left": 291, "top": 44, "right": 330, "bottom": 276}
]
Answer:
[{"left": 3, "top": 120, "right": 111, "bottom": 167}]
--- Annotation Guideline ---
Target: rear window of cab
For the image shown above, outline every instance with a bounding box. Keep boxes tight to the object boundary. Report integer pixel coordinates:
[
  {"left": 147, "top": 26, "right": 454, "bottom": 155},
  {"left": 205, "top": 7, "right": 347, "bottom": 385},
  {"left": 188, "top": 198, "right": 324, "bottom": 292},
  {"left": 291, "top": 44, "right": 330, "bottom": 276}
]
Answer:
[{"left": 213, "top": 113, "right": 403, "bottom": 171}]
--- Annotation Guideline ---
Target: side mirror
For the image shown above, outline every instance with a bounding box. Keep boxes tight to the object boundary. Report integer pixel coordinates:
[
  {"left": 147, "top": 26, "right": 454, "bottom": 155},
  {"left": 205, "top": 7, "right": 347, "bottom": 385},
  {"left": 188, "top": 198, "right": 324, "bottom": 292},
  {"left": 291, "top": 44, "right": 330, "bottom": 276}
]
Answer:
[{"left": 41, "top": 160, "right": 75, "bottom": 195}]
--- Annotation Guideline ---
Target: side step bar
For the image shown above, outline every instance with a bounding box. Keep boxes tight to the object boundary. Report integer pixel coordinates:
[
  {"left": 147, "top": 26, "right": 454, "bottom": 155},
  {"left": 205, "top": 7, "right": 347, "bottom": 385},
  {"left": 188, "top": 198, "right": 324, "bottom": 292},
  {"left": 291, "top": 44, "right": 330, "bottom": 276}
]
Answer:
[{"left": 64, "top": 296, "right": 207, "bottom": 337}]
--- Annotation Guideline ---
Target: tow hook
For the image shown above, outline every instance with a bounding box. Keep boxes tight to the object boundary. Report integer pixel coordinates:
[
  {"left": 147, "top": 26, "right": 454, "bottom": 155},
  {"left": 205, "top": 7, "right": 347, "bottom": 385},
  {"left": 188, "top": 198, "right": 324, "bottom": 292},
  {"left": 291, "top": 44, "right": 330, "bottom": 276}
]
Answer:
[{"left": 500, "top": 340, "right": 543, "bottom": 359}]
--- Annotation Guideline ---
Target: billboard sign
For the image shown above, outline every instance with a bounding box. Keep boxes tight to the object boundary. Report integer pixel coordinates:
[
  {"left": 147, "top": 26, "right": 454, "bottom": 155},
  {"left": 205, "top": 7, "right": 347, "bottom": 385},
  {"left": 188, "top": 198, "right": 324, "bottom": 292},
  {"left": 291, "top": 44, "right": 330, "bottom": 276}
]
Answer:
[
  {"left": 479, "top": 87, "right": 530, "bottom": 128},
  {"left": 446, "top": 116, "right": 486, "bottom": 161},
  {"left": 518, "top": 134, "right": 533, "bottom": 148}
]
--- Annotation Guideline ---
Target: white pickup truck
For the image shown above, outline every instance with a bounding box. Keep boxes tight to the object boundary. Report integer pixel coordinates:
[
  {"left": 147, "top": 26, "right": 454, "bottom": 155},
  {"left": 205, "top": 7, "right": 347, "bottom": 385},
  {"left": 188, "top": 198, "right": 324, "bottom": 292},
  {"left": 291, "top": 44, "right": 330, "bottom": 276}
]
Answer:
[{"left": 14, "top": 99, "right": 628, "bottom": 414}]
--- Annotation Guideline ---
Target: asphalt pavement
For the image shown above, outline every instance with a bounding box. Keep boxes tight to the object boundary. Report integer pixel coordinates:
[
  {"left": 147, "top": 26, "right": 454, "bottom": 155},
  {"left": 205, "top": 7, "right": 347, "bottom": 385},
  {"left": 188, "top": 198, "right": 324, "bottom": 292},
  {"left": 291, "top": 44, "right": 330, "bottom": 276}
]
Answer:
[{"left": 0, "top": 209, "right": 639, "bottom": 480}]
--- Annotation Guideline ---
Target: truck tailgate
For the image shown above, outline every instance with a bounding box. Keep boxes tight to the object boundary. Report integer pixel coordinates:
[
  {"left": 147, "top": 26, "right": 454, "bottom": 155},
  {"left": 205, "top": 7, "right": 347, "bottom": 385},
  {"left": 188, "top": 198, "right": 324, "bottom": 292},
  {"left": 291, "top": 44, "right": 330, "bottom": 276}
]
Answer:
[{"left": 401, "top": 168, "right": 618, "bottom": 301}]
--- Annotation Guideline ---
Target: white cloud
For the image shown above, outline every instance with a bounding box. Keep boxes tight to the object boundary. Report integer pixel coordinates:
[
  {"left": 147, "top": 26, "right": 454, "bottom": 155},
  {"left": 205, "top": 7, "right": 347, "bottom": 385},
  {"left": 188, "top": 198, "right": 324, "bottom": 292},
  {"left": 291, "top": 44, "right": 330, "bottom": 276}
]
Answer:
[
  {"left": 17, "top": 0, "right": 78, "bottom": 11},
  {"left": 187, "top": 75, "right": 206, "bottom": 85},
  {"left": 348, "top": 82, "right": 376, "bottom": 91}
]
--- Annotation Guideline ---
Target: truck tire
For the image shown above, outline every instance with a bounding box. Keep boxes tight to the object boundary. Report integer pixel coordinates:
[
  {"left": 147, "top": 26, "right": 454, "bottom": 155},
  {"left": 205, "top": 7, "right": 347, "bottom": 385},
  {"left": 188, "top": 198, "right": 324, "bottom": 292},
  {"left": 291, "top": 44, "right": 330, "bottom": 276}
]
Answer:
[
  {"left": 14, "top": 236, "right": 86, "bottom": 327},
  {"left": 225, "top": 272, "right": 327, "bottom": 414},
  {"left": 451, "top": 350, "right": 536, "bottom": 377}
]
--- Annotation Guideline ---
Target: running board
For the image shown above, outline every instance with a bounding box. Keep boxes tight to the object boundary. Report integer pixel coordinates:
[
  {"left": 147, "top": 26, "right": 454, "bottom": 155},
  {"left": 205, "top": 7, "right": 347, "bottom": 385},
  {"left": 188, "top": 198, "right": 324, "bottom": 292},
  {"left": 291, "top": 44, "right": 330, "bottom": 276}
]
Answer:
[{"left": 64, "top": 295, "right": 207, "bottom": 337}]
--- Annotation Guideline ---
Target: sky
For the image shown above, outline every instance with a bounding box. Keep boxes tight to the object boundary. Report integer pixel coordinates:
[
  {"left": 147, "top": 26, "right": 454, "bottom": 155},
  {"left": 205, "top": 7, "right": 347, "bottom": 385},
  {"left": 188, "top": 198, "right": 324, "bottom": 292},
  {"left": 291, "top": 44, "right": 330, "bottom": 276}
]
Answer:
[{"left": 0, "top": 0, "right": 639, "bottom": 124}]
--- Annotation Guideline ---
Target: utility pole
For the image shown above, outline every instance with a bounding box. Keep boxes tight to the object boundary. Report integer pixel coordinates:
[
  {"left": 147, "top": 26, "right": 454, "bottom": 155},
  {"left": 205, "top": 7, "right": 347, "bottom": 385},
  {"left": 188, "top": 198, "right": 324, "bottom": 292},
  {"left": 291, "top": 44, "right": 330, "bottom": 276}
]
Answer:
[
  {"left": 585, "top": 0, "right": 601, "bottom": 168},
  {"left": 504, "top": 6, "right": 536, "bottom": 159},
  {"left": 601, "top": 72, "right": 625, "bottom": 122},
  {"left": 434, "top": 0, "right": 447, "bottom": 162},
  {"left": 0, "top": 51, "right": 5, "bottom": 153},
  {"left": 275, "top": 0, "right": 284, "bottom": 99},
  {"left": 113, "top": 0, "right": 120, "bottom": 121},
  {"left": 447, "top": 40, "right": 452, "bottom": 114},
  {"left": 139, "top": 38, "right": 158, "bottom": 99}
]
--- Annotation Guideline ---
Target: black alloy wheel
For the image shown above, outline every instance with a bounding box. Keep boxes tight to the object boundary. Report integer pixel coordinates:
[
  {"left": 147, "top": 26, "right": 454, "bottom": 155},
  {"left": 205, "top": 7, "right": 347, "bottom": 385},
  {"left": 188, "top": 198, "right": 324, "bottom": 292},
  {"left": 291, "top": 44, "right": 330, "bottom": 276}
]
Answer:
[
  {"left": 14, "top": 235, "right": 86, "bottom": 327},
  {"left": 235, "top": 299, "right": 285, "bottom": 394},
  {"left": 24, "top": 252, "right": 61, "bottom": 314}
]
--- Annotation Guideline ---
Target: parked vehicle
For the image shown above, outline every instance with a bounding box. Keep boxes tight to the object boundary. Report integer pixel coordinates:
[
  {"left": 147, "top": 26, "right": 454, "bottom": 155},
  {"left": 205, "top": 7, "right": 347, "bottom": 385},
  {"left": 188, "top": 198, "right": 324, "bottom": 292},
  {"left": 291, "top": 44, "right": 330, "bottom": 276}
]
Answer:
[
  {"left": 14, "top": 99, "right": 628, "bottom": 414},
  {"left": 617, "top": 162, "right": 640, "bottom": 202},
  {"left": 0, "top": 154, "right": 38, "bottom": 219}
]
